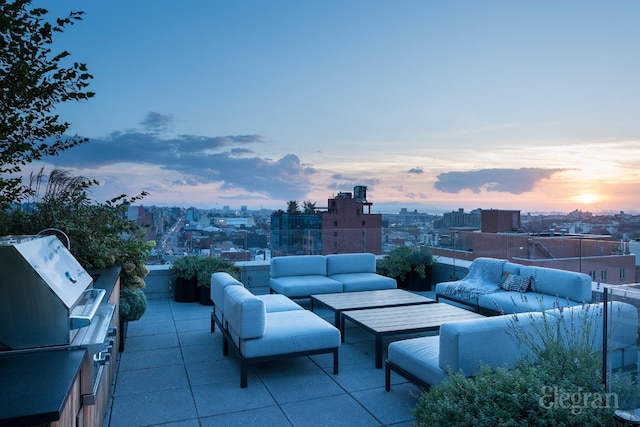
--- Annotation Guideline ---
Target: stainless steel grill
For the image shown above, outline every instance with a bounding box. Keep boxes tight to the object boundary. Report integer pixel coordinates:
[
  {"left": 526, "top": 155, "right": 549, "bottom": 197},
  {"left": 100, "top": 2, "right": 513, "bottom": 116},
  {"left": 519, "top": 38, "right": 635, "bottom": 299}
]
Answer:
[{"left": 0, "top": 234, "right": 117, "bottom": 418}]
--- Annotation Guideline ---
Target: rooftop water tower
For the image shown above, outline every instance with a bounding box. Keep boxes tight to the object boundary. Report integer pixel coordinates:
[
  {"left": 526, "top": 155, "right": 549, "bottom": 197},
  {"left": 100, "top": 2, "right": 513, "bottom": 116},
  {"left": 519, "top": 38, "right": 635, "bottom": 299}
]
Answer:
[{"left": 354, "top": 185, "right": 367, "bottom": 202}]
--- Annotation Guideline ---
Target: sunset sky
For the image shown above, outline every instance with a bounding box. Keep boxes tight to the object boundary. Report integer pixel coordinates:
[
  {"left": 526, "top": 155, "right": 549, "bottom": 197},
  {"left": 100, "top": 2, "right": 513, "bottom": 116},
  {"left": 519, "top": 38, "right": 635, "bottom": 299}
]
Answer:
[{"left": 29, "top": 0, "right": 640, "bottom": 214}]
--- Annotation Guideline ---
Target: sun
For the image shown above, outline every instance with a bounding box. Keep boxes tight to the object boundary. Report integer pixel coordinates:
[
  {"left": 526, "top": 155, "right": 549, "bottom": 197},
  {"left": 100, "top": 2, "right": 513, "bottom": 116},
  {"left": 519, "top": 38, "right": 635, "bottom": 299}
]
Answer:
[{"left": 577, "top": 193, "right": 599, "bottom": 204}]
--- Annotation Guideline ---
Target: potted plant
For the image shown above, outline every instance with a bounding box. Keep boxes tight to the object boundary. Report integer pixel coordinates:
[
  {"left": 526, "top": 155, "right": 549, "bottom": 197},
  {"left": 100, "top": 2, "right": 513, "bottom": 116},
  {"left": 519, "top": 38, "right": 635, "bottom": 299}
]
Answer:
[
  {"left": 170, "top": 255, "right": 200, "bottom": 302},
  {"left": 196, "top": 256, "right": 241, "bottom": 305},
  {"left": 376, "top": 246, "right": 434, "bottom": 291}
]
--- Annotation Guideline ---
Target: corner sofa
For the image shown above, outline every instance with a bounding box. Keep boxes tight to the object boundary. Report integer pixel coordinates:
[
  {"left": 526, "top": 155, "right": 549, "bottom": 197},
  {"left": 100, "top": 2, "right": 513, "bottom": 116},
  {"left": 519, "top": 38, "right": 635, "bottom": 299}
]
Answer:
[
  {"left": 210, "top": 272, "right": 341, "bottom": 387},
  {"left": 435, "top": 257, "right": 593, "bottom": 315},
  {"left": 269, "top": 253, "right": 397, "bottom": 298},
  {"left": 385, "top": 301, "right": 638, "bottom": 391}
]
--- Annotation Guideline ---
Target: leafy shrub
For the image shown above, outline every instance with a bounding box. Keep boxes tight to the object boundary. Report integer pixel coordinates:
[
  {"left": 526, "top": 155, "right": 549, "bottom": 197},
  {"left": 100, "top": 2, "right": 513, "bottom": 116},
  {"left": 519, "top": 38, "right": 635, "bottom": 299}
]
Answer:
[
  {"left": 170, "top": 255, "right": 200, "bottom": 281},
  {"left": 119, "top": 288, "right": 147, "bottom": 321},
  {"left": 376, "top": 246, "right": 433, "bottom": 281},
  {"left": 196, "top": 257, "right": 241, "bottom": 288}
]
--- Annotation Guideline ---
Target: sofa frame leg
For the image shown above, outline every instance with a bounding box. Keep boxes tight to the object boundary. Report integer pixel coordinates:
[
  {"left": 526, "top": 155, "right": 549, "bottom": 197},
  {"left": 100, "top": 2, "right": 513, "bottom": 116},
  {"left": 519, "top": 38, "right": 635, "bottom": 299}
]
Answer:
[
  {"left": 240, "top": 360, "right": 248, "bottom": 388},
  {"left": 385, "top": 362, "right": 391, "bottom": 391},
  {"left": 333, "top": 349, "right": 339, "bottom": 374}
]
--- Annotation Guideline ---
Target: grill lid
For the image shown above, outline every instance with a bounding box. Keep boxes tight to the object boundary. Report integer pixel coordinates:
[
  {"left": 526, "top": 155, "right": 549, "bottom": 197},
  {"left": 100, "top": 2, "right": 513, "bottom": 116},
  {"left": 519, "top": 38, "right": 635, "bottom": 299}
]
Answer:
[{"left": 0, "top": 235, "right": 95, "bottom": 350}]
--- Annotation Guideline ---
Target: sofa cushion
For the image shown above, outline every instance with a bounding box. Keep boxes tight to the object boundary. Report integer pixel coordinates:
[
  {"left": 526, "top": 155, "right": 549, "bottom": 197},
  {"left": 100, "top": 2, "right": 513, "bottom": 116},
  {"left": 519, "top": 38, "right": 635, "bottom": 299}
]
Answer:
[
  {"left": 478, "top": 291, "right": 583, "bottom": 314},
  {"left": 224, "top": 286, "right": 266, "bottom": 339},
  {"left": 257, "top": 294, "right": 304, "bottom": 313},
  {"left": 388, "top": 335, "right": 447, "bottom": 387},
  {"left": 270, "top": 255, "right": 327, "bottom": 278},
  {"left": 236, "top": 310, "right": 340, "bottom": 358},
  {"left": 329, "top": 272, "right": 397, "bottom": 292},
  {"left": 503, "top": 262, "right": 522, "bottom": 276},
  {"left": 520, "top": 266, "right": 592, "bottom": 302},
  {"left": 326, "top": 253, "right": 376, "bottom": 275},
  {"left": 269, "top": 276, "right": 343, "bottom": 298}
]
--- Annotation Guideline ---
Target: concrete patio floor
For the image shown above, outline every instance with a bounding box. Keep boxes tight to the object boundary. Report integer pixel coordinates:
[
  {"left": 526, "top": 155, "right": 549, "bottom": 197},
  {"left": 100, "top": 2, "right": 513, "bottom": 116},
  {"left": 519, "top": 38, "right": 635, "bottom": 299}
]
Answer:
[{"left": 105, "top": 293, "right": 435, "bottom": 426}]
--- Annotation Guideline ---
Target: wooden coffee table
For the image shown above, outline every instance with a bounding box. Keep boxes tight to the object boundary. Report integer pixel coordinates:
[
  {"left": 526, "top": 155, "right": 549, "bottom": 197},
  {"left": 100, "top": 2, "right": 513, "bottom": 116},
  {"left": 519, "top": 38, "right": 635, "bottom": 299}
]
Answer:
[
  {"left": 341, "top": 303, "right": 484, "bottom": 368},
  {"left": 310, "top": 289, "right": 435, "bottom": 338}
]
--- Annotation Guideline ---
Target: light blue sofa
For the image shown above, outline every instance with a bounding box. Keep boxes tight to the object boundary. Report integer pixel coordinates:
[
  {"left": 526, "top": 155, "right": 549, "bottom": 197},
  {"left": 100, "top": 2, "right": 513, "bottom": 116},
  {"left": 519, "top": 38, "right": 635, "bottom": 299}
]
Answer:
[
  {"left": 210, "top": 272, "right": 302, "bottom": 336},
  {"left": 435, "top": 257, "right": 593, "bottom": 315},
  {"left": 223, "top": 284, "right": 341, "bottom": 387},
  {"left": 385, "top": 301, "right": 638, "bottom": 391},
  {"left": 270, "top": 253, "right": 396, "bottom": 298}
]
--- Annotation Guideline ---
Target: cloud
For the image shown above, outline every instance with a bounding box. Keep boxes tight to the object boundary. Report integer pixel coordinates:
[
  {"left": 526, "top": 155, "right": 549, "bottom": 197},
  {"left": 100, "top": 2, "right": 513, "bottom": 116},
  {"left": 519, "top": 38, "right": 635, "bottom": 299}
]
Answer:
[
  {"left": 141, "top": 112, "right": 173, "bottom": 133},
  {"left": 52, "top": 129, "right": 313, "bottom": 201},
  {"left": 408, "top": 167, "right": 423, "bottom": 174},
  {"left": 434, "top": 168, "right": 566, "bottom": 194}
]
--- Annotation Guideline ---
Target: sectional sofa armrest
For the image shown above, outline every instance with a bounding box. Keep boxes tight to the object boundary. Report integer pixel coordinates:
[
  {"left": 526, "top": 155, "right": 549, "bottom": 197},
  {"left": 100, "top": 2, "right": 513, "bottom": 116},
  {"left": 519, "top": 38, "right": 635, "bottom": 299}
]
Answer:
[
  {"left": 211, "top": 272, "right": 243, "bottom": 328},
  {"left": 224, "top": 285, "right": 266, "bottom": 340}
]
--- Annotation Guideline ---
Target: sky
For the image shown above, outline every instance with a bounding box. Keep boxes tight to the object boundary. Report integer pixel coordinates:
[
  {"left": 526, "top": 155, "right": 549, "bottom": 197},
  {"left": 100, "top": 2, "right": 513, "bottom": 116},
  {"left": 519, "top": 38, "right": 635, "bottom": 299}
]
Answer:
[{"left": 25, "top": 0, "right": 640, "bottom": 214}]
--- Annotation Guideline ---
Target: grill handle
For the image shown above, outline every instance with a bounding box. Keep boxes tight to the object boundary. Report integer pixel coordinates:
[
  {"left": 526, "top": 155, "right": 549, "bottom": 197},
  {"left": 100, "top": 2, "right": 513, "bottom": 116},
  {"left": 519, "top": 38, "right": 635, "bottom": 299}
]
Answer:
[{"left": 70, "top": 288, "right": 106, "bottom": 329}]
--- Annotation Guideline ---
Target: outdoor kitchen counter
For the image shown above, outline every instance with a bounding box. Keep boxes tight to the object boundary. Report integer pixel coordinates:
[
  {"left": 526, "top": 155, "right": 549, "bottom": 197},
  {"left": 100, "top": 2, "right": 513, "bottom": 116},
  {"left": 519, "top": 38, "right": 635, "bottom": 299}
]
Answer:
[{"left": 0, "top": 347, "right": 86, "bottom": 426}]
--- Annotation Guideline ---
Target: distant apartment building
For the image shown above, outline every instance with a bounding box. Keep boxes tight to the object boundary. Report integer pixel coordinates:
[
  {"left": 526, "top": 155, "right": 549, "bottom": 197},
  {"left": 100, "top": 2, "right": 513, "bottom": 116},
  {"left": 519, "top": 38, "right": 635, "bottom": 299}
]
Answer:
[
  {"left": 440, "top": 208, "right": 481, "bottom": 229},
  {"left": 271, "top": 186, "right": 382, "bottom": 256},
  {"left": 432, "top": 209, "right": 636, "bottom": 285}
]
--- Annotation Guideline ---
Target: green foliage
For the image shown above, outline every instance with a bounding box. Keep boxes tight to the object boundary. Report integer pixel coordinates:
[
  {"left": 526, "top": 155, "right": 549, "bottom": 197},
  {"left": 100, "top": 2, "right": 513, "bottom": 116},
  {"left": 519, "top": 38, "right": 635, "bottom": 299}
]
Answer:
[
  {"left": 0, "top": 1, "right": 95, "bottom": 207},
  {"left": 376, "top": 246, "right": 433, "bottom": 280},
  {"left": 170, "top": 255, "right": 200, "bottom": 280},
  {"left": 286, "top": 200, "right": 300, "bottom": 214},
  {"left": 119, "top": 287, "right": 147, "bottom": 321},
  {"left": 413, "top": 304, "right": 630, "bottom": 426},
  {"left": 302, "top": 200, "right": 316, "bottom": 213},
  {"left": 195, "top": 257, "right": 241, "bottom": 288},
  {"left": 1, "top": 168, "right": 151, "bottom": 321}
]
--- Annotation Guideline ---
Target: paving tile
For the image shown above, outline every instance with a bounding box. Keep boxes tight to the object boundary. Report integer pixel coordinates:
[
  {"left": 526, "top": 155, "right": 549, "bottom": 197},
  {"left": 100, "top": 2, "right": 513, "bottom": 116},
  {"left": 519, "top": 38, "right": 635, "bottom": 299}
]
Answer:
[
  {"left": 175, "top": 317, "right": 210, "bottom": 334},
  {"left": 191, "top": 380, "right": 276, "bottom": 418},
  {"left": 109, "top": 387, "right": 197, "bottom": 426},
  {"left": 114, "top": 364, "right": 189, "bottom": 396},
  {"left": 351, "top": 383, "right": 422, "bottom": 426},
  {"left": 127, "top": 318, "right": 176, "bottom": 337},
  {"left": 280, "top": 394, "right": 382, "bottom": 426},
  {"left": 185, "top": 358, "right": 241, "bottom": 386},
  {"left": 124, "top": 331, "right": 179, "bottom": 352},
  {"left": 118, "top": 346, "right": 184, "bottom": 371},
  {"left": 258, "top": 364, "right": 344, "bottom": 404},
  {"left": 199, "top": 406, "right": 291, "bottom": 427}
]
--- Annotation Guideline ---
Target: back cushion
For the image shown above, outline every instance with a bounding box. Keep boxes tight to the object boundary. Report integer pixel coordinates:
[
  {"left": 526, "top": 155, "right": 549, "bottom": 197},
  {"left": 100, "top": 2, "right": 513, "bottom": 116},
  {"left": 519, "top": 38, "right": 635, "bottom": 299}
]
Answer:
[
  {"left": 270, "top": 255, "right": 327, "bottom": 278},
  {"left": 223, "top": 286, "right": 266, "bottom": 339},
  {"left": 503, "top": 262, "right": 522, "bottom": 276},
  {"left": 520, "top": 266, "right": 592, "bottom": 302},
  {"left": 211, "top": 272, "right": 243, "bottom": 316},
  {"left": 327, "top": 253, "right": 376, "bottom": 275}
]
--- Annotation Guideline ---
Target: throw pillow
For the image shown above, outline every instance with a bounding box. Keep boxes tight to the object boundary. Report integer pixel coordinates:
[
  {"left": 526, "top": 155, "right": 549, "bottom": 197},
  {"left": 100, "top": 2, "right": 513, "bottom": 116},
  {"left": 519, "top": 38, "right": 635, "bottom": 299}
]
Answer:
[
  {"left": 498, "top": 272, "right": 511, "bottom": 290},
  {"left": 503, "top": 274, "right": 531, "bottom": 293}
]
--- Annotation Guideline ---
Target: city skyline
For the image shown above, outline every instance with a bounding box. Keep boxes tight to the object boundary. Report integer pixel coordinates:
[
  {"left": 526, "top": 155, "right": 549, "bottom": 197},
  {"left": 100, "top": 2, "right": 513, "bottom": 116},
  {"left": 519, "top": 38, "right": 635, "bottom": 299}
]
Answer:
[{"left": 26, "top": 1, "right": 640, "bottom": 214}]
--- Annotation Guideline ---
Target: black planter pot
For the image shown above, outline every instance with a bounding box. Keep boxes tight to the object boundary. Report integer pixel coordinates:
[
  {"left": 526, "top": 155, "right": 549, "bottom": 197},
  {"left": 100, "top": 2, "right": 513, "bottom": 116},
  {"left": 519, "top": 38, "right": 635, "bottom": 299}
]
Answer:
[
  {"left": 398, "top": 268, "right": 433, "bottom": 291},
  {"left": 174, "top": 277, "right": 198, "bottom": 302},
  {"left": 199, "top": 286, "right": 213, "bottom": 306},
  {"left": 119, "top": 317, "right": 128, "bottom": 352}
]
